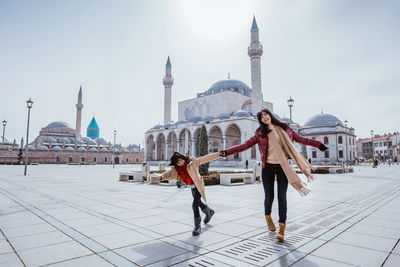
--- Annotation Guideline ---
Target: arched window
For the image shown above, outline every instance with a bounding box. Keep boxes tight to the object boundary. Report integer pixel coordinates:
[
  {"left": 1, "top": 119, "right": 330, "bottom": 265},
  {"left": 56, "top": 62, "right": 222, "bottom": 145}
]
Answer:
[
  {"left": 338, "top": 136, "right": 343, "bottom": 144},
  {"left": 324, "top": 136, "right": 329, "bottom": 144}
]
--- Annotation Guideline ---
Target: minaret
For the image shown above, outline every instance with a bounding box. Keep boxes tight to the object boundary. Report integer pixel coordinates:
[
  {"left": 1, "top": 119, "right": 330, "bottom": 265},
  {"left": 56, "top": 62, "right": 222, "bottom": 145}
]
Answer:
[
  {"left": 75, "top": 86, "right": 83, "bottom": 139},
  {"left": 248, "top": 16, "right": 264, "bottom": 115},
  {"left": 163, "top": 56, "right": 174, "bottom": 124}
]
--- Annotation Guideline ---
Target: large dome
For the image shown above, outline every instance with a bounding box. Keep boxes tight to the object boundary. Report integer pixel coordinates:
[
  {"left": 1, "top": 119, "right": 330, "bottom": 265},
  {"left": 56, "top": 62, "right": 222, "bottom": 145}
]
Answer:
[
  {"left": 45, "top": 121, "right": 73, "bottom": 129},
  {"left": 304, "top": 114, "right": 343, "bottom": 127},
  {"left": 204, "top": 79, "right": 251, "bottom": 97}
]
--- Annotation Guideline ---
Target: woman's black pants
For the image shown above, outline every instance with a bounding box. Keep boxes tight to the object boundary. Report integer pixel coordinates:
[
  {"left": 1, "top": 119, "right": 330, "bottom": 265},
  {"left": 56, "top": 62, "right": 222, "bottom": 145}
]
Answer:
[
  {"left": 191, "top": 187, "right": 207, "bottom": 217},
  {"left": 261, "top": 163, "right": 289, "bottom": 223}
]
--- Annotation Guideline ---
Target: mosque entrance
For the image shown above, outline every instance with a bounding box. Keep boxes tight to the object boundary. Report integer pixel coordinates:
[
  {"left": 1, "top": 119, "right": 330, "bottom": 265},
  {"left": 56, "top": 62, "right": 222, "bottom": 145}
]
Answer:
[{"left": 114, "top": 157, "right": 120, "bottom": 164}]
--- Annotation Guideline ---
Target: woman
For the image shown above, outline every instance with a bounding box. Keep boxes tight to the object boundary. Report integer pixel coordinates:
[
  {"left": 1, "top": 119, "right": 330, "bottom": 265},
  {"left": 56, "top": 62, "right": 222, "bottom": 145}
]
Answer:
[
  {"left": 158, "top": 151, "right": 223, "bottom": 235},
  {"left": 220, "top": 109, "right": 327, "bottom": 242}
]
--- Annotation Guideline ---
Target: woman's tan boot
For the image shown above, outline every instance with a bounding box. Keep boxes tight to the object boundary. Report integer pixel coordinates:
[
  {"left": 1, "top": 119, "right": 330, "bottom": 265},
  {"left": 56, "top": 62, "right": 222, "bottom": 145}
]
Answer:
[
  {"left": 265, "top": 215, "right": 276, "bottom": 232},
  {"left": 276, "top": 223, "right": 286, "bottom": 242}
]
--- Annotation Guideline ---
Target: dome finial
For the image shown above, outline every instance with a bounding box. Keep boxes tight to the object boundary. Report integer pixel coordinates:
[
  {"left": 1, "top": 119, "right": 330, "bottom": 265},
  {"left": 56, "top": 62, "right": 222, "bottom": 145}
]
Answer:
[{"left": 227, "top": 72, "right": 231, "bottom": 79}]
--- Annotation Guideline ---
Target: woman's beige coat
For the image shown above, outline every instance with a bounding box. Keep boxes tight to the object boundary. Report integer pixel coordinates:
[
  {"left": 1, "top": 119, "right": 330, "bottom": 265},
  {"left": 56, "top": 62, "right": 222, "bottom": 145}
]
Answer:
[{"left": 160, "top": 152, "right": 219, "bottom": 202}]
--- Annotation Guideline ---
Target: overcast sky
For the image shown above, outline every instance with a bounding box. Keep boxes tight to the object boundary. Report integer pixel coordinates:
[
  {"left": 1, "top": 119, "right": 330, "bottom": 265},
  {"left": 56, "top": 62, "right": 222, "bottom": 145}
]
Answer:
[{"left": 1, "top": 0, "right": 399, "bottom": 146}]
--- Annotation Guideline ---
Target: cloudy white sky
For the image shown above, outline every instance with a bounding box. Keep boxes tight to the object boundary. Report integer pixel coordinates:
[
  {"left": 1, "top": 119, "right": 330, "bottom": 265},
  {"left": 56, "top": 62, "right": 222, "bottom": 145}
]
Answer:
[{"left": 0, "top": 0, "right": 399, "bottom": 146}]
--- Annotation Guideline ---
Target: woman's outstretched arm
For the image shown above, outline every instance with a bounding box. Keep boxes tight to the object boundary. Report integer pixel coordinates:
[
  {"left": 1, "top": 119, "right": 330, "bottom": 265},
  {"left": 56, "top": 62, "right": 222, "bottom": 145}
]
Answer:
[{"left": 222, "top": 134, "right": 258, "bottom": 156}]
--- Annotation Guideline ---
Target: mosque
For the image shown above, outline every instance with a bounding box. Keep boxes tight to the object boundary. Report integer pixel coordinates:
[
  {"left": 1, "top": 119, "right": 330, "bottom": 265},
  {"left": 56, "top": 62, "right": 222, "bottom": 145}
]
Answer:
[
  {"left": 145, "top": 17, "right": 357, "bottom": 167},
  {"left": 0, "top": 87, "right": 144, "bottom": 165}
]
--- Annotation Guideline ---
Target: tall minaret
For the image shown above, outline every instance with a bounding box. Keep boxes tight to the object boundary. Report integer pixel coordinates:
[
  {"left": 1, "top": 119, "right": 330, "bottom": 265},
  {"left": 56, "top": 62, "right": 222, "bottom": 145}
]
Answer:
[
  {"left": 75, "top": 86, "right": 83, "bottom": 139},
  {"left": 163, "top": 56, "right": 174, "bottom": 124},
  {"left": 248, "top": 16, "right": 264, "bottom": 115}
]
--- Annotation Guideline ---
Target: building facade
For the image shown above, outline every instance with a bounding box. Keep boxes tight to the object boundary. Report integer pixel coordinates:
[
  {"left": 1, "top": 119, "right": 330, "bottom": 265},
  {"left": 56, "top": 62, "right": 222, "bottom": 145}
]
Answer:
[
  {"left": 145, "top": 17, "right": 272, "bottom": 168},
  {"left": 0, "top": 87, "right": 144, "bottom": 165},
  {"left": 298, "top": 114, "right": 357, "bottom": 165}
]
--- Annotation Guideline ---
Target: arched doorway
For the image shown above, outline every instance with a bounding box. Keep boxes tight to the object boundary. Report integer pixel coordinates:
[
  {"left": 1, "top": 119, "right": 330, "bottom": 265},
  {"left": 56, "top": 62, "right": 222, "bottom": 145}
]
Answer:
[
  {"left": 146, "top": 135, "right": 155, "bottom": 161},
  {"left": 209, "top": 126, "right": 223, "bottom": 153},
  {"left": 114, "top": 157, "right": 120, "bottom": 164},
  {"left": 178, "top": 128, "right": 192, "bottom": 155},
  {"left": 193, "top": 128, "right": 201, "bottom": 156},
  {"left": 156, "top": 133, "right": 166, "bottom": 160},
  {"left": 225, "top": 124, "right": 242, "bottom": 160},
  {"left": 167, "top": 131, "right": 177, "bottom": 159}
]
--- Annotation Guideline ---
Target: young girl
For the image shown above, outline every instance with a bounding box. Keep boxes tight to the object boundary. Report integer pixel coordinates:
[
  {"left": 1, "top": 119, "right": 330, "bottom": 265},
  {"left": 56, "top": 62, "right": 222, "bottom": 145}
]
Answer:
[
  {"left": 158, "top": 151, "right": 222, "bottom": 235},
  {"left": 220, "top": 109, "right": 327, "bottom": 242}
]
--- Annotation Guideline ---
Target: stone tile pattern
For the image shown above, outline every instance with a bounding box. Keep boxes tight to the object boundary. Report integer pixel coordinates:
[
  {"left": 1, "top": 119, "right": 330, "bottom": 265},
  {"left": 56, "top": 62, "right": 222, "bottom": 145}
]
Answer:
[{"left": 0, "top": 164, "right": 399, "bottom": 266}]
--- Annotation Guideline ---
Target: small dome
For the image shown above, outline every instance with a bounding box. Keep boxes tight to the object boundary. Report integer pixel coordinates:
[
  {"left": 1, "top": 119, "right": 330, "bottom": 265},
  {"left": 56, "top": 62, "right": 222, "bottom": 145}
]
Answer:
[
  {"left": 153, "top": 124, "right": 162, "bottom": 129},
  {"left": 164, "top": 123, "right": 172, "bottom": 128},
  {"left": 202, "top": 115, "right": 215, "bottom": 121},
  {"left": 121, "top": 148, "right": 129, "bottom": 153},
  {"left": 82, "top": 137, "right": 91, "bottom": 142},
  {"left": 304, "top": 114, "right": 343, "bottom": 127},
  {"left": 43, "top": 137, "right": 57, "bottom": 143},
  {"left": 188, "top": 116, "right": 202, "bottom": 122},
  {"left": 273, "top": 113, "right": 281, "bottom": 120},
  {"left": 88, "top": 148, "right": 98, "bottom": 152},
  {"left": 77, "top": 147, "right": 87, "bottom": 152},
  {"left": 217, "top": 113, "right": 230, "bottom": 119},
  {"left": 132, "top": 149, "right": 140, "bottom": 153},
  {"left": 52, "top": 146, "right": 62, "bottom": 151},
  {"left": 130, "top": 144, "right": 139, "bottom": 149},
  {"left": 85, "top": 139, "right": 96, "bottom": 145},
  {"left": 58, "top": 137, "right": 71, "bottom": 144},
  {"left": 64, "top": 147, "right": 75, "bottom": 151},
  {"left": 205, "top": 79, "right": 251, "bottom": 97},
  {"left": 26, "top": 145, "right": 35, "bottom": 150},
  {"left": 175, "top": 120, "right": 187, "bottom": 125},
  {"left": 45, "top": 121, "right": 73, "bottom": 129},
  {"left": 38, "top": 146, "right": 49, "bottom": 151},
  {"left": 281, "top": 117, "right": 294, "bottom": 124},
  {"left": 233, "top": 110, "right": 250, "bottom": 117},
  {"left": 99, "top": 147, "right": 108, "bottom": 152},
  {"left": 71, "top": 139, "right": 84, "bottom": 144},
  {"left": 95, "top": 138, "right": 107, "bottom": 145}
]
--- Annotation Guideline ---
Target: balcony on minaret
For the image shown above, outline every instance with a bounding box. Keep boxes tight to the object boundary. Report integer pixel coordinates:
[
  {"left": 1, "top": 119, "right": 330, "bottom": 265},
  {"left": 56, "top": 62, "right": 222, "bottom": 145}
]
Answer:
[
  {"left": 248, "top": 43, "right": 263, "bottom": 58},
  {"left": 163, "top": 76, "right": 174, "bottom": 86}
]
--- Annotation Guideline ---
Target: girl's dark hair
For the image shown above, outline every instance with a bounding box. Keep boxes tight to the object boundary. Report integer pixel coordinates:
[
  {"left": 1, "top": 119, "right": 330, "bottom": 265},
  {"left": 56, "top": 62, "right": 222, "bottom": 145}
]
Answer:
[
  {"left": 256, "top": 108, "right": 288, "bottom": 138},
  {"left": 169, "top": 152, "right": 191, "bottom": 166}
]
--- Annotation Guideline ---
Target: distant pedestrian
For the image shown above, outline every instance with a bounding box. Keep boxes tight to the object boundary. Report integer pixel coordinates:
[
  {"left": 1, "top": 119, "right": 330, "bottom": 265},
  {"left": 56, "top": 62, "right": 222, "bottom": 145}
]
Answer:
[
  {"left": 245, "top": 160, "right": 249, "bottom": 169},
  {"left": 220, "top": 108, "right": 327, "bottom": 242},
  {"left": 157, "top": 151, "right": 223, "bottom": 236}
]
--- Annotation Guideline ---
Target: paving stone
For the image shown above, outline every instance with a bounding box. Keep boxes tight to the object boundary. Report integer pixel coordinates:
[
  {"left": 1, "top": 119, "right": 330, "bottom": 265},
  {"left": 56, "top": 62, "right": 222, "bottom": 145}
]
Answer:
[{"left": 311, "top": 241, "right": 388, "bottom": 267}]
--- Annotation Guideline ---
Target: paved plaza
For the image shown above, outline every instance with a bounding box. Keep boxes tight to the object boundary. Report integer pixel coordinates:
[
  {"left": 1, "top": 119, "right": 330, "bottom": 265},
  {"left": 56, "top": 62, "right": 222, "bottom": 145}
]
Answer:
[{"left": 0, "top": 164, "right": 399, "bottom": 266}]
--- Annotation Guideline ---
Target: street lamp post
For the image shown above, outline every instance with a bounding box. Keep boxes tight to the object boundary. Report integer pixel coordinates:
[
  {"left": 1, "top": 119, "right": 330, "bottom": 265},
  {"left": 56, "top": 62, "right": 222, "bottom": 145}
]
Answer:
[
  {"left": 344, "top": 119, "right": 348, "bottom": 165},
  {"left": 113, "top": 130, "right": 116, "bottom": 169},
  {"left": 370, "top": 130, "right": 374, "bottom": 160},
  {"left": 24, "top": 98, "right": 33, "bottom": 176},
  {"left": 335, "top": 124, "right": 340, "bottom": 164},
  {"left": 2, "top": 119, "right": 7, "bottom": 147},
  {"left": 287, "top": 96, "right": 294, "bottom": 124}
]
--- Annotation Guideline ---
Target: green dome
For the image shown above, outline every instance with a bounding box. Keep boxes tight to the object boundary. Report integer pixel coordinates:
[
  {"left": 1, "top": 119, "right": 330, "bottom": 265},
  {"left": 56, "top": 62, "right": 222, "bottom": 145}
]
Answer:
[{"left": 87, "top": 117, "right": 100, "bottom": 139}]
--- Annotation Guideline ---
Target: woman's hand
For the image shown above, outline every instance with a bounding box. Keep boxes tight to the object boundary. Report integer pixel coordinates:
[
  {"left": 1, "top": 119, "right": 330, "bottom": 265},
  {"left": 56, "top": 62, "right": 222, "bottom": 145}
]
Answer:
[
  {"left": 319, "top": 144, "right": 328, "bottom": 151},
  {"left": 219, "top": 150, "right": 227, "bottom": 157}
]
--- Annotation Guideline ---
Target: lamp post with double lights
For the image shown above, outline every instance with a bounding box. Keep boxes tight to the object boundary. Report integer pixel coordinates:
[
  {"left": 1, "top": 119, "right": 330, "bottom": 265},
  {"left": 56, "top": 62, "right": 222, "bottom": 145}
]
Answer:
[
  {"left": 335, "top": 124, "right": 341, "bottom": 164},
  {"left": 113, "top": 130, "right": 117, "bottom": 169},
  {"left": 287, "top": 97, "right": 294, "bottom": 124},
  {"left": 24, "top": 98, "right": 33, "bottom": 176},
  {"left": 370, "top": 130, "right": 374, "bottom": 160},
  {"left": 344, "top": 119, "right": 348, "bottom": 165},
  {"left": 2, "top": 119, "right": 7, "bottom": 147}
]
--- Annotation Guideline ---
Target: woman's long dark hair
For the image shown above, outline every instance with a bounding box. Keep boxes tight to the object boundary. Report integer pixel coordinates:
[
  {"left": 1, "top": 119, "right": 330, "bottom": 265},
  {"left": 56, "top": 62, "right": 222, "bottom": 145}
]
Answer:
[
  {"left": 169, "top": 151, "right": 191, "bottom": 166},
  {"left": 257, "top": 108, "right": 288, "bottom": 138}
]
